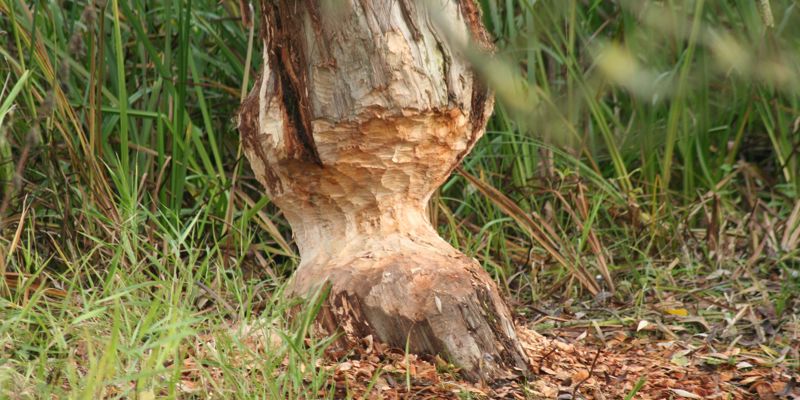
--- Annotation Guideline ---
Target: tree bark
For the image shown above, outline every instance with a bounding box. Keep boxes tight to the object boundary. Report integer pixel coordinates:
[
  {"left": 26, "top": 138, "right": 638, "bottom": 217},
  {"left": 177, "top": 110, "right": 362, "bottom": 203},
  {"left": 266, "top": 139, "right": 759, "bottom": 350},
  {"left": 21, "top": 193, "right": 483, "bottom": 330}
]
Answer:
[{"left": 238, "top": 0, "right": 530, "bottom": 382}]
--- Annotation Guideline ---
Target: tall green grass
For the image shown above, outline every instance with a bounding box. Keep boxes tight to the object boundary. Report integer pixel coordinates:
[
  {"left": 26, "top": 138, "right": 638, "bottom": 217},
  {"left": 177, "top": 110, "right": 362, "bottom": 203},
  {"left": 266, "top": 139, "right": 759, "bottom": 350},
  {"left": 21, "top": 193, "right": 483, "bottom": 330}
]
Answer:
[
  {"left": 450, "top": 0, "right": 800, "bottom": 300},
  {"left": 1, "top": 0, "right": 799, "bottom": 396}
]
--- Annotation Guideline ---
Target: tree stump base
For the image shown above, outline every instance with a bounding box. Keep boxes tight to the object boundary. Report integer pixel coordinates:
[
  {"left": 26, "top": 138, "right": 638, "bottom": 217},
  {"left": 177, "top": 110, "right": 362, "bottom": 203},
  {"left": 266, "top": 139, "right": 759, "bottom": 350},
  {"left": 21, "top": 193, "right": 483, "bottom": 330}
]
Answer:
[{"left": 288, "top": 240, "right": 530, "bottom": 382}]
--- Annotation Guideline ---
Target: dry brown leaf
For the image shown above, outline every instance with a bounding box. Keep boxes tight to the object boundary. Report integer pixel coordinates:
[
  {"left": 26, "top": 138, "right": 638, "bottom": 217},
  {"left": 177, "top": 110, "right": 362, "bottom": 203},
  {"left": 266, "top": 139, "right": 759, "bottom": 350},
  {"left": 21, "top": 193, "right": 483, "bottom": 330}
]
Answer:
[
  {"left": 572, "top": 369, "right": 590, "bottom": 383},
  {"left": 753, "top": 381, "right": 778, "bottom": 400}
]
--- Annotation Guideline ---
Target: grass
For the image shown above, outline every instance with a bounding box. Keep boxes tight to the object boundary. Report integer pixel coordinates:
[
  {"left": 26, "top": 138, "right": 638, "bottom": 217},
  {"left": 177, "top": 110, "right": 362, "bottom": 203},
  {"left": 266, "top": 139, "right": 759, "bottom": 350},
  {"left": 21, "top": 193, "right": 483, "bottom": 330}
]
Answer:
[{"left": 1, "top": 0, "right": 799, "bottom": 398}]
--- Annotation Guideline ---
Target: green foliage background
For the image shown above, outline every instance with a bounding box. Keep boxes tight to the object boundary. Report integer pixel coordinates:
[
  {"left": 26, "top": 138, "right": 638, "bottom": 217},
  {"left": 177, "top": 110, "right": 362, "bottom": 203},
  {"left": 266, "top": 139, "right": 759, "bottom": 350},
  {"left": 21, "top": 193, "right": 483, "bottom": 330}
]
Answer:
[{"left": 0, "top": 0, "right": 798, "bottom": 397}]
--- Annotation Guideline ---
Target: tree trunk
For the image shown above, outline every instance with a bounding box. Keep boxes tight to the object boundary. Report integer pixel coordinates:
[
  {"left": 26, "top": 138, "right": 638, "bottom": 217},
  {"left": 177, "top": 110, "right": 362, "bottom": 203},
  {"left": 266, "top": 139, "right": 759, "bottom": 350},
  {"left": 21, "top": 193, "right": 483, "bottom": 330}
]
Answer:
[{"left": 238, "top": 0, "right": 530, "bottom": 382}]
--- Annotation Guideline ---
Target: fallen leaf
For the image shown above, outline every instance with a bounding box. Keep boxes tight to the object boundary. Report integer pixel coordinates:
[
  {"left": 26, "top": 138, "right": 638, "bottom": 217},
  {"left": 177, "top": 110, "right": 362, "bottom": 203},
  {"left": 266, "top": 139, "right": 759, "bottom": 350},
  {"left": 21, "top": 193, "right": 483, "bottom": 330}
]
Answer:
[
  {"left": 753, "top": 381, "right": 778, "bottom": 400},
  {"left": 139, "top": 391, "right": 156, "bottom": 400},
  {"left": 665, "top": 308, "right": 689, "bottom": 317},
  {"left": 740, "top": 375, "right": 763, "bottom": 385},
  {"left": 777, "top": 377, "right": 797, "bottom": 396},
  {"left": 637, "top": 320, "right": 650, "bottom": 332},
  {"left": 572, "top": 369, "right": 590, "bottom": 383},
  {"left": 736, "top": 361, "right": 754, "bottom": 369},
  {"left": 669, "top": 388, "right": 703, "bottom": 399},
  {"left": 671, "top": 353, "right": 690, "bottom": 367},
  {"left": 337, "top": 361, "right": 353, "bottom": 372}
]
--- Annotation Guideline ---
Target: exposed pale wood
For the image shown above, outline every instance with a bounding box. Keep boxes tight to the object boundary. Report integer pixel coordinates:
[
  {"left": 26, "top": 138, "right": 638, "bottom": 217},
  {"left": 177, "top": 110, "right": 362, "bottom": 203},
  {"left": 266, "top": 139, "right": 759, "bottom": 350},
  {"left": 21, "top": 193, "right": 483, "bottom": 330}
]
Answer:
[{"left": 239, "top": 0, "right": 530, "bottom": 381}]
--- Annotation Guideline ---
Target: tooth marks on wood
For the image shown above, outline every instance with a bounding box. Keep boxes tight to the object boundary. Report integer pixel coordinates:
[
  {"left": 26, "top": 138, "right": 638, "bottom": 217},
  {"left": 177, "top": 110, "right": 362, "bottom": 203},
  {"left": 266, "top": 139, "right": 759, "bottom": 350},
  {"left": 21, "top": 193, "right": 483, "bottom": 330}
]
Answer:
[
  {"left": 238, "top": 74, "right": 284, "bottom": 194},
  {"left": 238, "top": 0, "right": 530, "bottom": 383},
  {"left": 296, "top": 254, "right": 530, "bottom": 382}
]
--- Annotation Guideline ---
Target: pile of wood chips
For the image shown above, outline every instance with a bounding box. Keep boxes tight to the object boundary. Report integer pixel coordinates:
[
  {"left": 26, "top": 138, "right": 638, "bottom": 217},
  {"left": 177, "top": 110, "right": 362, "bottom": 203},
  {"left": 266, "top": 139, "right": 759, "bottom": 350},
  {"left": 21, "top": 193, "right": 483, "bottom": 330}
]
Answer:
[
  {"left": 171, "top": 314, "right": 798, "bottom": 399},
  {"left": 322, "top": 326, "right": 798, "bottom": 399}
]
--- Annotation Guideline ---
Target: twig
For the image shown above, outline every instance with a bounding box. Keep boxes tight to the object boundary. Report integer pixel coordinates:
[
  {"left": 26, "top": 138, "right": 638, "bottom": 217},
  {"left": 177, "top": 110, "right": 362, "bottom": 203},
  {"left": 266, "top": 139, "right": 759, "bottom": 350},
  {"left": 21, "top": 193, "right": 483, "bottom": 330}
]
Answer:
[
  {"left": 573, "top": 347, "right": 602, "bottom": 397},
  {"left": 195, "top": 281, "right": 237, "bottom": 316},
  {"left": 538, "top": 345, "right": 559, "bottom": 373}
]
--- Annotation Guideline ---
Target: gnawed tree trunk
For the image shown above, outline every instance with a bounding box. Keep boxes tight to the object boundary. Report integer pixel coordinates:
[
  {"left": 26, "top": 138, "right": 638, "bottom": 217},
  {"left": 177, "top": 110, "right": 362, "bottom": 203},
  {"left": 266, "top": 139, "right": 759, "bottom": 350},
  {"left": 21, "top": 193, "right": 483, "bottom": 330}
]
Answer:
[{"left": 238, "top": 0, "right": 530, "bottom": 382}]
